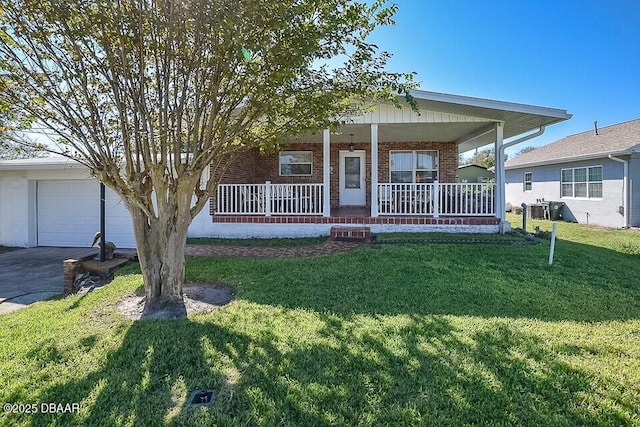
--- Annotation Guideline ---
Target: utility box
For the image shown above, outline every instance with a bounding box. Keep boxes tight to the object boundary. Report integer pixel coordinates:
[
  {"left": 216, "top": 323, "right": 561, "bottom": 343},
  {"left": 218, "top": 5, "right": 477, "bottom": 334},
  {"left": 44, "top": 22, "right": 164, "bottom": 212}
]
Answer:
[
  {"left": 548, "top": 201, "right": 564, "bottom": 221},
  {"left": 529, "top": 204, "right": 545, "bottom": 219}
]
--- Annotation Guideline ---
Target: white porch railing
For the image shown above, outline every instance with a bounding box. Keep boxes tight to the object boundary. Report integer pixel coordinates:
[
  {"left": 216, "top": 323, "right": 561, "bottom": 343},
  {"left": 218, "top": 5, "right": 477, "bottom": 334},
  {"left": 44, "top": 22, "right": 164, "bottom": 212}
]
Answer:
[
  {"left": 438, "top": 183, "right": 495, "bottom": 216},
  {"left": 377, "top": 182, "right": 495, "bottom": 216},
  {"left": 378, "top": 183, "right": 433, "bottom": 215},
  {"left": 216, "top": 182, "right": 324, "bottom": 215}
]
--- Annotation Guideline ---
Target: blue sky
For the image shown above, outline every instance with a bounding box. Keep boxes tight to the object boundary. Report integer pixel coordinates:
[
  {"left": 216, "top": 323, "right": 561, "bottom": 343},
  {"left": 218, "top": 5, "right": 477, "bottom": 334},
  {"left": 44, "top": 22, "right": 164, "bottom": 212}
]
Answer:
[{"left": 370, "top": 0, "right": 640, "bottom": 158}]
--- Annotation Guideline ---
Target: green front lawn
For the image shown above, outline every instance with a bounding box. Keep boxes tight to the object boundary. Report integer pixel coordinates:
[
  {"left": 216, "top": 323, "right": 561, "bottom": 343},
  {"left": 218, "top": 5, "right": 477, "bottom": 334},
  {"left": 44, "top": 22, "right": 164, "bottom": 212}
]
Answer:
[
  {"left": 1, "top": 222, "right": 640, "bottom": 426},
  {"left": 507, "top": 212, "right": 640, "bottom": 255}
]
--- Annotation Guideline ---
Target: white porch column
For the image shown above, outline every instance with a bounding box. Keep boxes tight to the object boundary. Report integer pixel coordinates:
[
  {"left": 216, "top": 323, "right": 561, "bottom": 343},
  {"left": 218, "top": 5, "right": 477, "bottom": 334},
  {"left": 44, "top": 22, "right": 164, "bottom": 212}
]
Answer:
[
  {"left": 265, "top": 181, "right": 272, "bottom": 217},
  {"left": 432, "top": 180, "right": 440, "bottom": 218},
  {"left": 494, "top": 122, "right": 505, "bottom": 224},
  {"left": 322, "top": 128, "right": 331, "bottom": 217},
  {"left": 370, "top": 124, "right": 379, "bottom": 217}
]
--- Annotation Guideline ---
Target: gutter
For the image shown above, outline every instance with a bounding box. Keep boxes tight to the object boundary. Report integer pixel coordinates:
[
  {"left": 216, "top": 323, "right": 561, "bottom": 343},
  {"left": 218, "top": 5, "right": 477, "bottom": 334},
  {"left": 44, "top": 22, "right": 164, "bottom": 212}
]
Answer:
[
  {"left": 506, "top": 149, "right": 634, "bottom": 170},
  {"left": 608, "top": 155, "right": 629, "bottom": 228},
  {"left": 500, "top": 126, "right": 546, "bottom": 157}
]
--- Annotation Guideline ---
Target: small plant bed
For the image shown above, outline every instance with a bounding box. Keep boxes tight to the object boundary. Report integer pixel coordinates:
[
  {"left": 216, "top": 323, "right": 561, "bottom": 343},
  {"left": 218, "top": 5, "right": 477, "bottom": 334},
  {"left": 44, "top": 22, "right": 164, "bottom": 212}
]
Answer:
[
  {"left": 186, "top": 236, "right": 327, "bottom": 247},
  {"left": 117, "top": 283, "right": 234, "bottom": 320},
  {"left": 373, "top": 231, "right": 534, "bottom": 245}
]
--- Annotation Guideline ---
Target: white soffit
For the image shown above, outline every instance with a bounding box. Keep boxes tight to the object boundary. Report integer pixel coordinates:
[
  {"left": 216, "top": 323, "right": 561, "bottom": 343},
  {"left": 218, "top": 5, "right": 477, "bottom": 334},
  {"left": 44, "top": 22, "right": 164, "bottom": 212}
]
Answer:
[{"left": 290, "top": 91, "right": 571, "bottom": 150}]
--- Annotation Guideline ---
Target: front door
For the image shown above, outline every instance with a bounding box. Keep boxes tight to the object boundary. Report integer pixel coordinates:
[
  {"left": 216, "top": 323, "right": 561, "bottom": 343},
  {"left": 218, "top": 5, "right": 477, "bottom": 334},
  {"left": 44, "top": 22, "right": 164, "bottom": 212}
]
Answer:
[{"left": 339, "top": 150, "right": 366, "bottom": 206}]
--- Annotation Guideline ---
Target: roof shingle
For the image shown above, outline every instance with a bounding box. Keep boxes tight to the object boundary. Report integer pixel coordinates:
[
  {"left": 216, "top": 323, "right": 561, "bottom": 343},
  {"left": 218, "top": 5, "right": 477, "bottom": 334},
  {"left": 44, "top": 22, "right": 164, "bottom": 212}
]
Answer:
[{"left": 505, "top": 118, "right": 640, "bottom": 169}]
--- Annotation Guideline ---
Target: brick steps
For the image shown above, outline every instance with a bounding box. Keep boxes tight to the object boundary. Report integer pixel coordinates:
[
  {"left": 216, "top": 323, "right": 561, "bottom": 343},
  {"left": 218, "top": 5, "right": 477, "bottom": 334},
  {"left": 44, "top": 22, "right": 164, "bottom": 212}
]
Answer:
[{"left": 330, "top": 226, "right": 371, "bottom": 242}]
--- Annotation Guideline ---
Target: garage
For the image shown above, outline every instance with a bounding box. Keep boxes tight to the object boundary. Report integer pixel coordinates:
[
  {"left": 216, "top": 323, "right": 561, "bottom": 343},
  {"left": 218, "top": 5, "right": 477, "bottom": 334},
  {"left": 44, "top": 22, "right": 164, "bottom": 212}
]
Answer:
[
  {"left": 37, "top": 180, "right": 136, "bottom": 248},
  {"left": 1, "top": 157, "right": 213, "bottom": 248}
]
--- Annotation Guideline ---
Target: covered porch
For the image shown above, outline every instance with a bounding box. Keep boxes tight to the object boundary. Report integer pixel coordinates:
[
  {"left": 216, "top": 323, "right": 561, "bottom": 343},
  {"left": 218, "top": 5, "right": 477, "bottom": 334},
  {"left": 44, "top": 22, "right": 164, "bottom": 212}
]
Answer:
[{"left": 211, "top": 90, "right": 571, "bottom": 230}]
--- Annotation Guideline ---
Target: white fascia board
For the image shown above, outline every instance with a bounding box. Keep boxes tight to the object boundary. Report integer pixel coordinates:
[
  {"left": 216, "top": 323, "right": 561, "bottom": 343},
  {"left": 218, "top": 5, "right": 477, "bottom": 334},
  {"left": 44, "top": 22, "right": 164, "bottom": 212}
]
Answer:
[
  {"left": 505, "top": 149, "right": 634, "bottom": 170},
  {"left": 0, "top": 157, "right": 86, "bottom": 170},
  {"left": 409, "top": 90, "right": 573, "bottom": 120}
]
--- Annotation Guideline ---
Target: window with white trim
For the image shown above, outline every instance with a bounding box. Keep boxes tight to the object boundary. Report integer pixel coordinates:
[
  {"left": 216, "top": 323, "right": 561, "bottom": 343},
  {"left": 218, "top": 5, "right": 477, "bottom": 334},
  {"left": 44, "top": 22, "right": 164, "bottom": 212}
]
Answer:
[
  {"left": 561, "top": 166, "right": 602, "bottom": 198},
  {"left": 523, "top": 172, "right": 532, "bottom": 191},
  {"left": 390, "top": 150, "right": 438, "bottom": 183},
  {"left": 279, "top": 151, "right": 313, "bottom": 176}
]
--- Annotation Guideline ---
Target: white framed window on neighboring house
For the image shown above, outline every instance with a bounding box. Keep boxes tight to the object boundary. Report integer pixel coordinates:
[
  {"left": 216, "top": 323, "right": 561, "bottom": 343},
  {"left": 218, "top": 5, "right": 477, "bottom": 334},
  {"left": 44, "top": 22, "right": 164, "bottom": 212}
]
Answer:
[
  {"left": 279, "top": 151, "right": 313, "bottom": 176},
  {"left": 561, "top": 166, "right": 603, "bottom": 198},
  {"left": 523, "top": 172, "right": 532, "bottom": 191},
  {"left": 390, "top": 150, "right": 439, "bottom": 183}
]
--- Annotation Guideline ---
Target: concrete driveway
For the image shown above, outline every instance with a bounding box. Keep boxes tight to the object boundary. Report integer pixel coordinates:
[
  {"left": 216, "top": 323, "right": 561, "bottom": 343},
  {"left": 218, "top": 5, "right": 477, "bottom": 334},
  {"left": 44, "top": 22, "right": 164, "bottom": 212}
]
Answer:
[{"left": 0, "top": 247, "right": 98, "bottom": 314}]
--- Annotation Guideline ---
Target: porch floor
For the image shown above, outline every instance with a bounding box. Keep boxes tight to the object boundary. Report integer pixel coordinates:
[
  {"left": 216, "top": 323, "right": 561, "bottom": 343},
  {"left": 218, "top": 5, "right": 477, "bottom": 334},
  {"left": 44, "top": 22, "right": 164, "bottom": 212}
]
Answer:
[{"left": 331, "top": 206, "right": 370, "bottom": 217}]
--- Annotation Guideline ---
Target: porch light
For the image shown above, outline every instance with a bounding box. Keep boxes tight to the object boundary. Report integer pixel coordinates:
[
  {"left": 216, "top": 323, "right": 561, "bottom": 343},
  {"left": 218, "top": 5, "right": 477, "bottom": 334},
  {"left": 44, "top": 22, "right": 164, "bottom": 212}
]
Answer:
[{"left": 348, "top": 134, "right": 355, "bottom": 152}]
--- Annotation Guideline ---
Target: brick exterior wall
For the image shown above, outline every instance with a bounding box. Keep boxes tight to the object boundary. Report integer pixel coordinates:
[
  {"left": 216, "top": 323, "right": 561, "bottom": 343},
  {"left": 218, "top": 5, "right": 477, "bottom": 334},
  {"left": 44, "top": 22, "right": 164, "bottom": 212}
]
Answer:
[
  {"left": 221, "top": 150, "right": 258, "bottom": 184},
  {"left": 211, "top": 141, "right": 459, "bottom": 213},
  {"left": 213, "top": 215, "right": 499, "bottom": 226}
]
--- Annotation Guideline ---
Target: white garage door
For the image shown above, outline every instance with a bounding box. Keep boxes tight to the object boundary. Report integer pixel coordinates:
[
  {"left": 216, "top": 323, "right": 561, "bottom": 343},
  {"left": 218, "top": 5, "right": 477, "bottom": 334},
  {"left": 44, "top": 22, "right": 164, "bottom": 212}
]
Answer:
[{"left": 37, "top": 180, "right": 136, "bottom": 248}]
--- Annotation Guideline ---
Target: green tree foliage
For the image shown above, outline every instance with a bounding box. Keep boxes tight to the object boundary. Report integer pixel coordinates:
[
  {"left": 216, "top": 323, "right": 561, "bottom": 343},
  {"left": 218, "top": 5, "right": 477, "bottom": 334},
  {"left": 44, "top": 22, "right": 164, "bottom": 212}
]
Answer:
[
  {"left": 463, "top": 148, "right": 507, "bottom": 169},
  {"left": 0, "top": 0, "right": 415, "bottom": 306},
  {"left": 0, "top": 140, "right": 45, "bottom": 159},
  {"left": 0, "top": 80, "right": 43, "bottom": 158}
]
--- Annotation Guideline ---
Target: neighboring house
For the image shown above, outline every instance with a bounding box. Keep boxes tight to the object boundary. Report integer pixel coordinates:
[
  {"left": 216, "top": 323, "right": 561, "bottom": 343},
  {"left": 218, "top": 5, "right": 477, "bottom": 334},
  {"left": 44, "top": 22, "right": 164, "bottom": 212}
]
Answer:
[
  {"left": 458, "top": 164, "right": 494, "bottom": 183},
  {"left": 505, "top": 118, "right": 640, "bottom": 228},
  {"left": 0, "top": 90, "right": 570, "bottom": 247}
]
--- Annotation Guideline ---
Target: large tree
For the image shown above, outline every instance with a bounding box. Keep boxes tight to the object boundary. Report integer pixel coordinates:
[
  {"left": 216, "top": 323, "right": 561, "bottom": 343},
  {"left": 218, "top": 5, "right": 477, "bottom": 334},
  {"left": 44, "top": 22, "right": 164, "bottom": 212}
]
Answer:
[{"left": 0, "top": 0, "right": 414, "bottom": 307}]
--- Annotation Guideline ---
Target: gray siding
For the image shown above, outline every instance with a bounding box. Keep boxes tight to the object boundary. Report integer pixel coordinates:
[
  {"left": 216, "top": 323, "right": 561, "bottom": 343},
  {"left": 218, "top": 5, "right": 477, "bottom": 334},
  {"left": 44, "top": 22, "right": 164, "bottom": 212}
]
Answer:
[
  {"left": 505, "top": 158, "right": 628, "bottom": 228},
  {"left": 629, "top": 152, "right": 640, "bottom": 227}
]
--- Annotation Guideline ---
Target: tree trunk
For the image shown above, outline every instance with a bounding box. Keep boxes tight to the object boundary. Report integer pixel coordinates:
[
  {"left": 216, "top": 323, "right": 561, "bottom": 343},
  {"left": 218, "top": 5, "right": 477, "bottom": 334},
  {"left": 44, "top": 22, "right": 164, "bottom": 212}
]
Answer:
[{"left": 129, "top": 193, "right": 193, "bottom": 309}]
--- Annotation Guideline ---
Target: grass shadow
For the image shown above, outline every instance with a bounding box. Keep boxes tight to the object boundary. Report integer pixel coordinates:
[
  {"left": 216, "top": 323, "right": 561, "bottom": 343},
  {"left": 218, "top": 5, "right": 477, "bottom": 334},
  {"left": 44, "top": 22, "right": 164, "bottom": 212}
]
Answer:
[
  {"left": 26, "top": 319, "right": 230, "bottom": 426},
  {"left": 22, "top": 313, "right": 634, "bottom": 425}
]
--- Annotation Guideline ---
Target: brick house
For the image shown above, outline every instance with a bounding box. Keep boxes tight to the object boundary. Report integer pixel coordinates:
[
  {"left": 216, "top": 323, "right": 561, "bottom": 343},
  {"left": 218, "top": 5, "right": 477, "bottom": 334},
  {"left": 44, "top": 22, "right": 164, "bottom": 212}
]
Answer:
[
  {"left": 0, "top": 90, "right": 571, "bottom": 247},
  {"left": 210, "top": 90, "right": 571, "bottom": 236}
]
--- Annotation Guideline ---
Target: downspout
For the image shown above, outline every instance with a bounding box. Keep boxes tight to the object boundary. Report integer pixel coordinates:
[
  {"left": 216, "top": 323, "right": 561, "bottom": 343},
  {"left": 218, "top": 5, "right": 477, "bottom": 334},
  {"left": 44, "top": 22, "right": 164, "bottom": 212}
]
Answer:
[
  {"left": 608, "top": 155, "right": 629, "bottom": 228},
  {"left": 497, "top": 126, "right": 546, "bottom": 230},
  {"left": 500, "top": 126, "right": 546, "bottom": 160}
]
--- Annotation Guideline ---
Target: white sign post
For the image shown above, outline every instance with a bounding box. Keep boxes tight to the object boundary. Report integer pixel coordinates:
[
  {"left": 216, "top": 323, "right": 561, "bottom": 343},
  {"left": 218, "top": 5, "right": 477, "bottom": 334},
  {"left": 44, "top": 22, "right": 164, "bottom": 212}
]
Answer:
[{"left": 548, "top": 223, "right": 558, "bottom": 265}]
